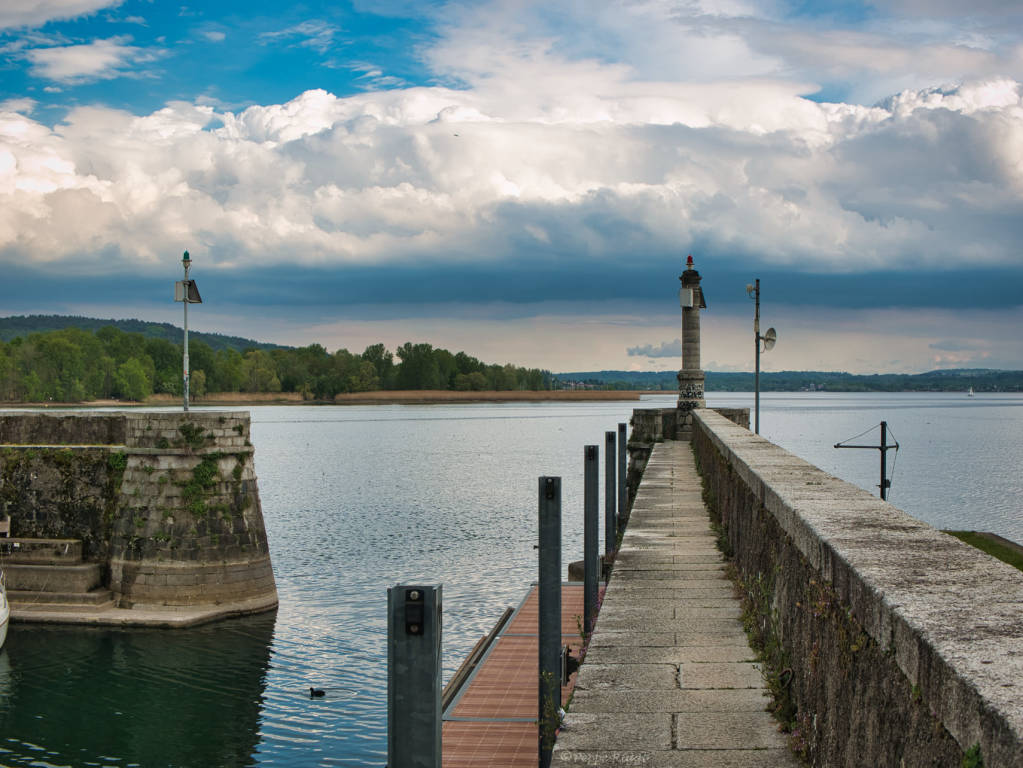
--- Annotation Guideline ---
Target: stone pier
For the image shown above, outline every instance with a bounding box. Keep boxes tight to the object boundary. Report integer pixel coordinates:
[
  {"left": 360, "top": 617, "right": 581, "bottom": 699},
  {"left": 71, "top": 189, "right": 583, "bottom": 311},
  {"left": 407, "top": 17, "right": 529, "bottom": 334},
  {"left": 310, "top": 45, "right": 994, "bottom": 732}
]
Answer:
[
  {"left": 557, "top": 404, "right": 1023, "bottom": 767},
  {"left": 0, "top": 411, "right": 277, "bottom": 626},
  {"left": 553, "top": 441, "right": 797, "bottom": 767}
]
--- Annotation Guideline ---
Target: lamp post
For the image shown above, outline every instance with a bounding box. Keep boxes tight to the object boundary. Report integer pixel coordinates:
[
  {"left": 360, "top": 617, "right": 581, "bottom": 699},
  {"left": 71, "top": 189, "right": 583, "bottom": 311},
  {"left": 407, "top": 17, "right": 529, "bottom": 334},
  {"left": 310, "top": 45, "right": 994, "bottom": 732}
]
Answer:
[
  {"left": 182, "top": 251, "right": 191, "bottom": 412},
  {"left": 745, "top": 279, "right": 776, "bottom": 435},
  {"left": 175, "top": 251, "right": 202, "bottom": 411}
]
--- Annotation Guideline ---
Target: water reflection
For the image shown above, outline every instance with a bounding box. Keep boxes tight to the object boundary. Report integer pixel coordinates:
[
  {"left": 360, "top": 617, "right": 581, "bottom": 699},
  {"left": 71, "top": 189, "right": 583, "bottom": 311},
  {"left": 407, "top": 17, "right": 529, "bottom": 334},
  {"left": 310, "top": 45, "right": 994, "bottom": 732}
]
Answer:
[{"left": 0, "top": 611, "right": 276, "bottom": 767}]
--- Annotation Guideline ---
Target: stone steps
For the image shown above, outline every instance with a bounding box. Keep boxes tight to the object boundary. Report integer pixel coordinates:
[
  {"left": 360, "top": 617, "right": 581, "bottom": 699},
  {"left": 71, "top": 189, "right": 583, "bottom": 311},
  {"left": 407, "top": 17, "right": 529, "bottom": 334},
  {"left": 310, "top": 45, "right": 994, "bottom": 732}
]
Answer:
[
  {"left": 2, "top": 562, "right": 104, "bottom": 594},
  {"left": 9, "top": 587, "right": 116, "bottom": 609},
  {"left": 1, "top": 537, "right": 84, "bottom": 564}
]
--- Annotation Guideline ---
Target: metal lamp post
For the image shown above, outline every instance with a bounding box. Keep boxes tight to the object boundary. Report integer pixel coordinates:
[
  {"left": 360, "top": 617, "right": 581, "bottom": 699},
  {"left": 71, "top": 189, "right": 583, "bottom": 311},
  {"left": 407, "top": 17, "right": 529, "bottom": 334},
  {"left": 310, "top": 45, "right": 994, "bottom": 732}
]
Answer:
[
  {"left": 175, "top": 251, "right": 202, "bottom": 412},
  {"left": 182, "top": 251, "right": 191, "bottom": 412},
  {"left": 745, "top": 279, "right": 776, "bottom": 435}
]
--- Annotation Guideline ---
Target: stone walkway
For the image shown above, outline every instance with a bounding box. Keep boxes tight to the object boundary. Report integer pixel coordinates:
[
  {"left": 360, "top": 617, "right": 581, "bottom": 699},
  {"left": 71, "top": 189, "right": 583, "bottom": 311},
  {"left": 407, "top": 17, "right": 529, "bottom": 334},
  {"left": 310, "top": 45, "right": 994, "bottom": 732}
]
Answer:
[{"left": 552, "top": 441, "right": 799, "bottom": 767}]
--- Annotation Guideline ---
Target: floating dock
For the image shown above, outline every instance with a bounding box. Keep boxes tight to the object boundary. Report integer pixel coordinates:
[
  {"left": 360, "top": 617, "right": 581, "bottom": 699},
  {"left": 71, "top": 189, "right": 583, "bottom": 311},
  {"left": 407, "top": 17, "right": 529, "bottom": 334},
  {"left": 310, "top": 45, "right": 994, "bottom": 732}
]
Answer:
[{"left": 442, "top": 583, "right": 594, "bottom": 767}]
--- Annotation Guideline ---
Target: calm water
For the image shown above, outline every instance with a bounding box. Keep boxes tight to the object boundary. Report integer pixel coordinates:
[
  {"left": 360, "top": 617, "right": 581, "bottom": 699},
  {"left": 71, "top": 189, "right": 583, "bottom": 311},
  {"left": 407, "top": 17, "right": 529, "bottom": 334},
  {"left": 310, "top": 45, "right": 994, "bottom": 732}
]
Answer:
[{"left": 1, "top": 393, "right": 1021, "bottom": 766}]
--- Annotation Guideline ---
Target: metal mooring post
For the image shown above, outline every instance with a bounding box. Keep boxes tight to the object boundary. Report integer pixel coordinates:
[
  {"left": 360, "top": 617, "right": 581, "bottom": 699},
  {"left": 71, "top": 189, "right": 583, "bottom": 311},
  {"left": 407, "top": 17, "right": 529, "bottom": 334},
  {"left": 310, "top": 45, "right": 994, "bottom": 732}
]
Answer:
[
  {"left": 583, "top": 445, "right": 599, "bottom": 634},
  {"left": 387, "top": 583, "right": 442, "bottom": 768},
  {"left": 604, "top": 430, "right": 616, "bottom": 557},
  {"left": 538, "top": 476, "right": 562, "bottom": 768},
  {"left": 617, "top": 423, "right": 627, "bottom": 534}
]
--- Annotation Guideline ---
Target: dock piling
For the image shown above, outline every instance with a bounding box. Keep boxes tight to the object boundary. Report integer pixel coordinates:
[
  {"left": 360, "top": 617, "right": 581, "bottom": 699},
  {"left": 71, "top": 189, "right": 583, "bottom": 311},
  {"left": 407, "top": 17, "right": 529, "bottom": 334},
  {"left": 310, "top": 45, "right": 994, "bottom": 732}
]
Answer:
[
  {"left": 604, "top": 431, "right": 616, "bottom": 556},
  {"left": 617, "top": 422, "right": 627, "bottom": 531},
  {"left": 538, "top": 476, "right": 562, "bottom": 768},
  {"left": 387, "top": 583, "right": 442, "bottom": 768},
  {"left": 583, "top": 445, "right": 599, "bottom": 634}
]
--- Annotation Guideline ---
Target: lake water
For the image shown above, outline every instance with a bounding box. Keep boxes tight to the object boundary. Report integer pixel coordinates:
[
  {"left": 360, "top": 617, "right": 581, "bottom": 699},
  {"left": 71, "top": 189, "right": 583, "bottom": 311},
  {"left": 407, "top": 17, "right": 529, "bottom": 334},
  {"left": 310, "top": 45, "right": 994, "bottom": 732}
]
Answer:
[{"left": 1, "top": 392, "right": 1021, "bottom": 766}]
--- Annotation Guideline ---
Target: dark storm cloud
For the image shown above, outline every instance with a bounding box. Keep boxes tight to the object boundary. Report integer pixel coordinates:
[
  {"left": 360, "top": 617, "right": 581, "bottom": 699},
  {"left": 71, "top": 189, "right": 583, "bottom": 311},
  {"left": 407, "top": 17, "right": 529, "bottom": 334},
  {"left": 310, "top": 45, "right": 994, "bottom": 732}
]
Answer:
[{"left": 4, "top": 260, "right": 1022, "bottom": 318}]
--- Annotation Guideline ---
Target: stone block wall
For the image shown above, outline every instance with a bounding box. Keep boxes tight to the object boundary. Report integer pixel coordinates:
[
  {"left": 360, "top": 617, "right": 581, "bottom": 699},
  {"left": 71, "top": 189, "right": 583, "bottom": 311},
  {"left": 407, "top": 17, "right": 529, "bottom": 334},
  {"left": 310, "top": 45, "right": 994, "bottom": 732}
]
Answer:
[
  {"left": 0, "top": 411, "right": 277, "bottom": 617},
  {"left": 0, "top": 445, "right": 124, "bottom": 560},
  {"left": 0, "top": 412, "right": 127, "bottom": 446},
  {"left": 690, "top": 407, "right": 1023, "bottom": 767}
]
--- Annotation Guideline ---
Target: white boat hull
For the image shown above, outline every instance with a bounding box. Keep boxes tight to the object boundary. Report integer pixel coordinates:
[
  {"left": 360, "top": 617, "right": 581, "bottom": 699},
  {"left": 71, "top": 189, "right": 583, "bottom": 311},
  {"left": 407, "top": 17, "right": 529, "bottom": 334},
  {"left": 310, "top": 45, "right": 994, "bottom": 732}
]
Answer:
[{"left": 0, "top": 571, "right": 8, "bottom": 650}]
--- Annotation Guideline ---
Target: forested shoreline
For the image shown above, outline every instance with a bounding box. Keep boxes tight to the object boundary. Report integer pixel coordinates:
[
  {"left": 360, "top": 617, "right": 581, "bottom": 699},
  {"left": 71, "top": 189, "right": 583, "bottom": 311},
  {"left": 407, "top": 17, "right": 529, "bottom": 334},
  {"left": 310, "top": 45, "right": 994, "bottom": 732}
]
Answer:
[
  {"left": 555, "top": 369, "right": 1023, "bottom": 392},
  {"left": 3, "top": 318, "right": 1020, "bottom": 404},
  {"left": 0, "top": 325, "right": 554, "bottom": 403}
]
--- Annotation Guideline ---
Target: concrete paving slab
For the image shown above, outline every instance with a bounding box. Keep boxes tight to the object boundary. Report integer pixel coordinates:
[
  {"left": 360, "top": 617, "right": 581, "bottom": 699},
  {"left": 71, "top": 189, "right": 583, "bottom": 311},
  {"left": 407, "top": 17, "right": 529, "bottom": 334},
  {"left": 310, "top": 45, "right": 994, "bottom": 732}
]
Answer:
[
  {"left": 674, "top": 712, "right": 785, "bottom": 750},
  {"left": 555, "top": 440, "right": 797, "bottom": 766},
  {"left": 569, "top": 687, "right": 775, "bottom": 714},
  {"left": 588, "top": 631, "right": 677, "bottom": 648},
  {"left": 680, "top": 662, "right": 765, "bottom": 690},
  {"left": 552, "top": 749, "right": 797, "bottom": 768},
  {"left": 598, "top": 604, "right": 676, "bottom": 620},
  {"left": 554, "top": 712, "right": 672, "bottom": 751},
  {"left": 583, "top": 644, "right": 756, "bottom": 665},
  {"left": 575, "top": 663, "right": 679, "bottom": 691}
]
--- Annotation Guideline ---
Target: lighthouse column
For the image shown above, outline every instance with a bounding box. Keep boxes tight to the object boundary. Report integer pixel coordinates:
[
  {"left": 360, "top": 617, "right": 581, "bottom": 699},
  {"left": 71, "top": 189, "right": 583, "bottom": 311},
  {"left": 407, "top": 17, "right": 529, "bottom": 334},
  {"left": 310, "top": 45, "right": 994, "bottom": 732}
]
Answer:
[{"left": 677, "top": 254, "right": 706, "bottom": 439}]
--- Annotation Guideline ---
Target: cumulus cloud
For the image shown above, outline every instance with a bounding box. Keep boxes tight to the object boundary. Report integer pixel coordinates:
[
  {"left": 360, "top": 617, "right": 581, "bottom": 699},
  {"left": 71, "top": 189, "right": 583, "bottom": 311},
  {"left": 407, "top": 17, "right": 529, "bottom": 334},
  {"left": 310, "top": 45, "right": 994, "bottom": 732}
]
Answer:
[
  {"left": 2, "top": 0, "right": 1023, "bottom": 307},
  {"left": 26, "top": 36, "right": 161, "bottom": 83},
  {"left": 2, "top": 74, "right": 1023, "bottom": 281},
  {"left": 0, "top": 0, "right": 120, "bottom": 30},
  {"left": 627, "top": 339, "right": 682, "bottom": 358}
]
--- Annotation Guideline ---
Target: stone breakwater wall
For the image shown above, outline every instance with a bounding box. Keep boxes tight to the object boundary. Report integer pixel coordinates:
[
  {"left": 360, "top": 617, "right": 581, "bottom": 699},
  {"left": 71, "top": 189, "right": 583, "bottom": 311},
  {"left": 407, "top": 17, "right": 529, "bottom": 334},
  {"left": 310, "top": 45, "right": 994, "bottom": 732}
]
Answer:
[
  {"left": 685, "top": 407, "right": 1023, "bottom": 767},
  {"left": 0, "top": 411, "right": 277, "bottom": 616},
  {"left": 626, "top": 406, "right": 748, "bottom": 521}
]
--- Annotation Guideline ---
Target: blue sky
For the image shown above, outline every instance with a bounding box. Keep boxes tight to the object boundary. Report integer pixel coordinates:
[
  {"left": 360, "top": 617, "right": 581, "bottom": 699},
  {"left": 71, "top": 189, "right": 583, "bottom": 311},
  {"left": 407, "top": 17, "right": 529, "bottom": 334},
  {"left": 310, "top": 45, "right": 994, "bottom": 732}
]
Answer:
[{"left": 2, "top": 0, "right": 1023, "bottom": 373}]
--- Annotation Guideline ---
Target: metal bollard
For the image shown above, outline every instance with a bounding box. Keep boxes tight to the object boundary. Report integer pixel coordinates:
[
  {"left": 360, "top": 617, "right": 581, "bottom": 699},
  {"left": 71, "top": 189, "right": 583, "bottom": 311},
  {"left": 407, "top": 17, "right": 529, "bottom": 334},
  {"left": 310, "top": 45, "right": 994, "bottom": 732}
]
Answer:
[
  {"left": 604, "top": 431, "right": 616, "bottom": 557},
  {"left": 583, "top": 445, "right": 599, "bottom": 634},
  {"left": 538, "top": 476, "right": 562, "bottom": 768},
  {"left": 387, "top": 583, "right": 442, "bottom": 768},
  {"left": 617, "top": 422, "right": 627, "bottom": 534}
]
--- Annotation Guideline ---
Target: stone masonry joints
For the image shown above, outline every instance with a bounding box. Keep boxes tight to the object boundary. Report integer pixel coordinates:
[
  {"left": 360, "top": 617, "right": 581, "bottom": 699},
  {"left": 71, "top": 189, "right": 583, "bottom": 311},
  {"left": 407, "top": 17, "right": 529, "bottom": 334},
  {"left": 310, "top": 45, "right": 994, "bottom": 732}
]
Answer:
[{"left": 552, "top": 441, "right": 797, "bottom": 767}]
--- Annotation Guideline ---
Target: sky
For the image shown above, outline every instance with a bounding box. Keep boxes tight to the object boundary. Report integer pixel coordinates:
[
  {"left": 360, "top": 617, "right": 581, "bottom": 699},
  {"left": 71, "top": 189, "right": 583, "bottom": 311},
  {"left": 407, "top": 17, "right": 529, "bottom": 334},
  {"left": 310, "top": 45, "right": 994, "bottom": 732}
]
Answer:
[{"left": 2, "top": 0, "right": 1023, "bottom": 374}]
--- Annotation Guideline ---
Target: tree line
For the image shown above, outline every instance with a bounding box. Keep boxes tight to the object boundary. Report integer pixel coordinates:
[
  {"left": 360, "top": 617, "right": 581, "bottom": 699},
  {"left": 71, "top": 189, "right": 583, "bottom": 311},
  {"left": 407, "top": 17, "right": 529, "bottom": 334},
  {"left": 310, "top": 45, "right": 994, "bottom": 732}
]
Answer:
[
  {"left": 0, "top": 326, "right": 555, "bottom": 402},
  {"left": 553, "top": 369, "right": 1023, "bottom": 392}
]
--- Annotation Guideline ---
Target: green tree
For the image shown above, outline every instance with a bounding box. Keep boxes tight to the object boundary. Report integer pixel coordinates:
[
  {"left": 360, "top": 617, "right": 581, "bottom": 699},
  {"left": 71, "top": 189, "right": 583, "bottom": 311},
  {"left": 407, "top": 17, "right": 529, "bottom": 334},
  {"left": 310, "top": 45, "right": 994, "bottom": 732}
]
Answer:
[
  {"left": 190, "top": 368, "right": 207, "bottom": 398},
  {"left": 212, "top": 348, "right": 245, "bottom": 392},
  {"left": 454, "top": 371, "right": 488, "bottom": 391},
  {"left": 97, "top": 325, "right": 147, "bottom": 363},
  {"left": 361, "top": 343, "right": 394, "bottom": 389},
  {"left": 347, "top": 359, "right": 379, "bottom": 392},
  {"left": 145, "top": 337, "right": 181, "bottom": 394},
  {"left": 114, "top": 357, "right": 153, "bottom": 401},
  {"left": 395, "top": 342, "right": 442, "bottom": 390},
  {"left": 241, "top": 349, "right": 282, "bottom": 392}
]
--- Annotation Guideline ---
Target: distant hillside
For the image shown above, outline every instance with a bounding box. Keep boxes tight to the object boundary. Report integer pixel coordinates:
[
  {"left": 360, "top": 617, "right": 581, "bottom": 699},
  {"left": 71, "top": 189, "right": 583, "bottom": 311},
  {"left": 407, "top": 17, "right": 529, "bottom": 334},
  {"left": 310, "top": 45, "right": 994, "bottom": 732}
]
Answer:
[
  {"left": 555, "top": 369, "right": 1023, "bottom": 392},
  {"left": 0, "top": 314, "right": 286, "bottom": 353}
]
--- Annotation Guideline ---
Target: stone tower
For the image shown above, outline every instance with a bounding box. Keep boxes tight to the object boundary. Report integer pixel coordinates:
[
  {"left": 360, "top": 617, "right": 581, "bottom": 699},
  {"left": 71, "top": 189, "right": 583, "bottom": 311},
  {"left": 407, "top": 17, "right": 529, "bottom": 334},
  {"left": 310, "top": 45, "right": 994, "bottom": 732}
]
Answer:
[{"left": 677, "top": 255, "right": 706, "bottom": 435}]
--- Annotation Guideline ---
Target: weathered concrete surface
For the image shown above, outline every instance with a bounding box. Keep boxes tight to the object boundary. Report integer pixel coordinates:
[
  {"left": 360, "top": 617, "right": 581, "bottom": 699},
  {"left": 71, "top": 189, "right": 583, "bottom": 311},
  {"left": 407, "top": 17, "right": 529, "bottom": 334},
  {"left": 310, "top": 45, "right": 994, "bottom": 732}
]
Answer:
[
  {"left": 626, "top": 407, "right": 748, "bottom": 522},
  {"left": 552, "top": 442, "right": 798, "bottom": 768},
  {"left": 1, "top": 411, "right": 277, "bottom": 624},
  {"left": 692, "top": 407, "right": 1023, "bottom": 768}
]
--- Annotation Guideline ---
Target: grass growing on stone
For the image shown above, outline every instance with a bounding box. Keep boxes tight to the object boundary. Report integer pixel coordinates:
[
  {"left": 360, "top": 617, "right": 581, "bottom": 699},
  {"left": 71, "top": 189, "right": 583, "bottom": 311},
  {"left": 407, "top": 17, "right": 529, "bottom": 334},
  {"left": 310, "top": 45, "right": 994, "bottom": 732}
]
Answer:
[
  {"left": 180, "top": 453, "right": 221, "bottom": 517},
  {"left": 962, "top": 743, "right": 984, "bottom": 767},
  {"left": 943, "top": 531, "right": 1023, "bottom": 573}
]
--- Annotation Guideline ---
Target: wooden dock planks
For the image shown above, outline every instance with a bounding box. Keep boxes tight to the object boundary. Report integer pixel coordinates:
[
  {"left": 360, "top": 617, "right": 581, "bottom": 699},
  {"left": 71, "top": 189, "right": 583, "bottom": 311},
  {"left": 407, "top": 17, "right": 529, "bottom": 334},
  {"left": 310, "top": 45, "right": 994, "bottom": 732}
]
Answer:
[{"left": 442, "top": 583, "right": 593, "bottom": 767}]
